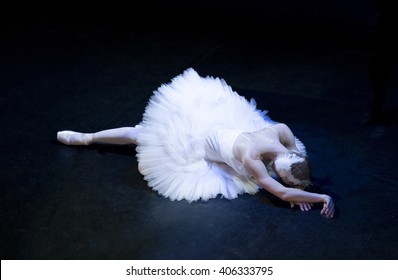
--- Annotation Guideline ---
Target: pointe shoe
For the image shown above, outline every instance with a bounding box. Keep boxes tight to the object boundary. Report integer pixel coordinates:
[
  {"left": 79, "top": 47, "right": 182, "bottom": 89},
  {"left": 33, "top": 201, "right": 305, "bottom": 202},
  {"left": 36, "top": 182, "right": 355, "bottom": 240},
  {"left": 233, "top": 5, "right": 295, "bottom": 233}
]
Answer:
[{"left": 57, "top": 130, "right": 93, "bottom": 145}]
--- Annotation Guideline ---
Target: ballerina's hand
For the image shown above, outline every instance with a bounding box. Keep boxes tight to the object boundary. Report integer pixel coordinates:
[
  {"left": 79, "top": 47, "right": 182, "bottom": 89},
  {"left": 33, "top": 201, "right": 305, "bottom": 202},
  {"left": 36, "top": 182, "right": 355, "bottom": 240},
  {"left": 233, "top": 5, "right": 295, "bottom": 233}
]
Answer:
[
  {"left": 320, "top": 195, "right": 335, "bottom": 219},
  {"left": 290, "top": 202, "right": 313, "bottom": 211}
]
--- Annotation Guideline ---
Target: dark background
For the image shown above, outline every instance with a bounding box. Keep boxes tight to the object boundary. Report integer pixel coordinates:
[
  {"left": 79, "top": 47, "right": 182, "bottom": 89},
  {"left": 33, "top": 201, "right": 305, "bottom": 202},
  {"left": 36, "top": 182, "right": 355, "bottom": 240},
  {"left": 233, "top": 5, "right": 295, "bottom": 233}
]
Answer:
[{"left": 1, "top": 1, "right": 397, "bottom": 259}]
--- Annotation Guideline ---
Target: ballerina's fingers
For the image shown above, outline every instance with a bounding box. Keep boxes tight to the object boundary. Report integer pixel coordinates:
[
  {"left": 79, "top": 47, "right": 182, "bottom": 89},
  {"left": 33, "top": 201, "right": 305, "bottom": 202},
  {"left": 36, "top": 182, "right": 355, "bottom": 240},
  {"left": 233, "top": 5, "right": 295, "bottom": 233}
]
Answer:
[
  {"left": 290, "top": 202, "right": 314, "bottom": 212},
  {"left": 320, "top": 195, "right": 335, "bottom": 219},
  {"left": 305, "top": 202, "right": 313, "bottom": 211},
  {"left": 299, "top": 202, "right": 313, "bottom": 211},
  {"left": 321, "top": 203, "right": 335, "bottom": 219},
  {"left": 326, "top": 205, "right": 335, "bottom": 219}
]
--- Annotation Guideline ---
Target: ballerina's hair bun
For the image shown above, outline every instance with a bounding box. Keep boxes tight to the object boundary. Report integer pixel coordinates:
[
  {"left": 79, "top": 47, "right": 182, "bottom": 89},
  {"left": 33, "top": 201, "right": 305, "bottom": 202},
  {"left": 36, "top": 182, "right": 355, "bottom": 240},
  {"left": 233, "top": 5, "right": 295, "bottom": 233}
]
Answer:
[{"left": 274, "top": 152, "right": 311, "bottom": 189}]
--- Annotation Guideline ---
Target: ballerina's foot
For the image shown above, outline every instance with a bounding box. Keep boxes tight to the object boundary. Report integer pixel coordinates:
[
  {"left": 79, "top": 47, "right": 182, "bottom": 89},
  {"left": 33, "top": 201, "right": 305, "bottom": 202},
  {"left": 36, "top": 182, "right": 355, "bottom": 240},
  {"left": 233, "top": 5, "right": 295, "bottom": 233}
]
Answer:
[{"left": 57, "top": 131, "right": 93, "bottom": 145}]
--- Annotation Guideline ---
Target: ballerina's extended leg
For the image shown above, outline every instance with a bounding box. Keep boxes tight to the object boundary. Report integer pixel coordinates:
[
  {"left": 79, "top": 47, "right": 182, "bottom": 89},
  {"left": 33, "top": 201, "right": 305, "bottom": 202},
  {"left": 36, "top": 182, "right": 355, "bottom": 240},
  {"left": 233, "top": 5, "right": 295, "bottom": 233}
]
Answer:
[{"left": 57, "top": 125, "right": 143, "bottom": 146}]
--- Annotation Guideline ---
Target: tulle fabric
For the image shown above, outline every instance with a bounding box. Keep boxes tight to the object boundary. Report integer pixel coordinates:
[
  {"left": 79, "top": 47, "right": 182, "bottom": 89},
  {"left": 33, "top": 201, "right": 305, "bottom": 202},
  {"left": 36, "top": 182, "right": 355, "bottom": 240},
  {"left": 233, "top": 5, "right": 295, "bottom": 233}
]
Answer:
[{"left": 135, "top": 68, "right": 305, "bottom": 202}]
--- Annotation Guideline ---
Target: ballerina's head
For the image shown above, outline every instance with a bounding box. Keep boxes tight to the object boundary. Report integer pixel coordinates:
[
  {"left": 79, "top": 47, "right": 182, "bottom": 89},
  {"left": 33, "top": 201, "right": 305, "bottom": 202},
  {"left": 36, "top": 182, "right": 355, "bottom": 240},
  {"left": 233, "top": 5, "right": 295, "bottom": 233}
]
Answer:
[{"left": 272, "top": 152, "right": 312, "bottom": 189}]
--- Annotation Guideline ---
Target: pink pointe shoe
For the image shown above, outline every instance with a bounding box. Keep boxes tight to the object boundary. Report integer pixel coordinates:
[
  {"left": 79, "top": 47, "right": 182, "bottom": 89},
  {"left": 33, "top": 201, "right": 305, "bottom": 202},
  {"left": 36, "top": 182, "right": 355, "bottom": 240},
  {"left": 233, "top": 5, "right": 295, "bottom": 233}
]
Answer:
[{"left": 57, "top": 130, "right": 93, "bottom": 145}]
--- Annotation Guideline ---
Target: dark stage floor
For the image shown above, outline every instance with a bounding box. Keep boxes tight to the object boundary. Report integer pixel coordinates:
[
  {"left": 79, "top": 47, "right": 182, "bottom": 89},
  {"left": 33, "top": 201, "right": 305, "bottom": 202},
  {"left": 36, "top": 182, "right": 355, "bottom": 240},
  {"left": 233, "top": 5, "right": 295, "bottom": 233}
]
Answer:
[{"left": 1, "top": 1, "right": 398, "bottom": 260}]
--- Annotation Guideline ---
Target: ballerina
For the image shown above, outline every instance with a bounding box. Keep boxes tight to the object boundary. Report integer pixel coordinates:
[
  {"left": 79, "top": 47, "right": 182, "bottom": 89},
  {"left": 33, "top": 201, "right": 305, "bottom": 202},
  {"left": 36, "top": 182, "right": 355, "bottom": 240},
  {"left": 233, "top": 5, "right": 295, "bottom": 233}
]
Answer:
[{"left": 57, "top": 68, "right": 334, "bottom": 218}]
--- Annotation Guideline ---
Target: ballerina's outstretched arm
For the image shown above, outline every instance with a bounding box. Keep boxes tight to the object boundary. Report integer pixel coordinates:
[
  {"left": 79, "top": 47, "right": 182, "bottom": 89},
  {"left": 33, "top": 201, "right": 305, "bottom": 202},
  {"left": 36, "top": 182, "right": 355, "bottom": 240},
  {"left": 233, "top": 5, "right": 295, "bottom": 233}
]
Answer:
[
  {"left": 242, "top": 155, "right": 334, "bottom": 218},
  {"left": 57, "top": 125, "right": 144, "bottom": 146}
]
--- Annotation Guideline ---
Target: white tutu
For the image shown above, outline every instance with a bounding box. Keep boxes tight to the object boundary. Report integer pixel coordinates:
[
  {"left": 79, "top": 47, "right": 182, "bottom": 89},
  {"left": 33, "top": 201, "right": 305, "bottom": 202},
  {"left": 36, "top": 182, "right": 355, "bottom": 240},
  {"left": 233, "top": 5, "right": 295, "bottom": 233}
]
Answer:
[{"left": 136, "top": 68, "right": 306, "bottom": 202}]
